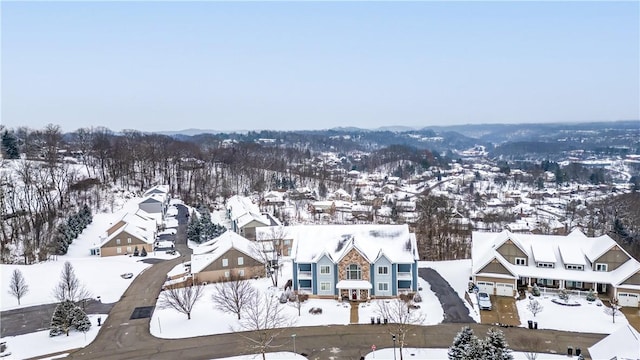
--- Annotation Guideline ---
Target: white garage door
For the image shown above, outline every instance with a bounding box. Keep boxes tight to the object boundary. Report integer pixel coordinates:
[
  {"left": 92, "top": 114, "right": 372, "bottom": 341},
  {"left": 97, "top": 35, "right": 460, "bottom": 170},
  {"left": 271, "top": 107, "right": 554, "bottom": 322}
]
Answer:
[
  {"left": 476, "top": 281, "right": 494, "bottom": 294},
  {"left": 496, "top": 283, "right": 514, "bottom": 297},
  {"left": 618, "top": 293, "right": 640, "bottom": 307}
]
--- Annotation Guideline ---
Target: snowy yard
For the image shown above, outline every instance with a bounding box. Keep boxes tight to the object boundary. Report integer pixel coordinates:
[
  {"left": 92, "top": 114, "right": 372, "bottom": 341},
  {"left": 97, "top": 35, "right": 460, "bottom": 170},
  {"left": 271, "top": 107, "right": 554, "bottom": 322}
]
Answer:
[
  {"left": 517, "top": 293, "right": 630, "bottom": 334},
  {"left": 363, "top": 347, "right": 569, "bottom": 360},
  {"left": 0, "top": 314, "right": 107, "bottom": 360},
  {"left": 0, "top": 211, "right": 166, "bottom": 310}
]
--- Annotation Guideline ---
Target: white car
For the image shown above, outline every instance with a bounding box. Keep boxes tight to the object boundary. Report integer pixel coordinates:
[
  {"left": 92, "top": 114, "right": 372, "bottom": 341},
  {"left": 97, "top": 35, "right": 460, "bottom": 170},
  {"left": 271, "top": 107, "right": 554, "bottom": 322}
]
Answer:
[{"left": 477, "top": 292, "right": 492, "bottom": 310}]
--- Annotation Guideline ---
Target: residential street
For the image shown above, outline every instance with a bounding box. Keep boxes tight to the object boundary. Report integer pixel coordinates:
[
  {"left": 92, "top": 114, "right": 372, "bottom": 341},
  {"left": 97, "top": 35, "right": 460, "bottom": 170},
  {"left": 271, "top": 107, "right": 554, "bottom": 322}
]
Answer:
[{"left": 18, "top": 204, "right": 606, "bottom": 359}]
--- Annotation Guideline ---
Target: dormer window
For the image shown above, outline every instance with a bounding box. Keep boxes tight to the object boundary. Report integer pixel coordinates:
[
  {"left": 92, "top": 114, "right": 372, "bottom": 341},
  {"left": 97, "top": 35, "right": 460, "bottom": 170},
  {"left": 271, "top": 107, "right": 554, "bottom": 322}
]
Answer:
[
  {"left": 536, "top": 262, "right": 554, "bottom": 268},
  {"left": 566, "top": 264, "right": 584, "bottom": 271},
  {"left": 595, "top": 263, "right": 608, "bottom": 272},
  {"left": 515, "top": 257, "right": 527, "bottom": 266}
]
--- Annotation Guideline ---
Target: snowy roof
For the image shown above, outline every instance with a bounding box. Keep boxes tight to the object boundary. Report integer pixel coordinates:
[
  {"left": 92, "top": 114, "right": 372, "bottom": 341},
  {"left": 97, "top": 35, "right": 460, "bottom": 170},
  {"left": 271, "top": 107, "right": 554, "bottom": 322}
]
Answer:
[
  {"left": 119, "top": 212, "right": 156, "bottom": 233},
  {"left": 101, "top": 223, "right": 154, "bottom": 247},
  {"left": 143, "top": 185, "right": 169, "bottom": 197},
  {"left": 336, "top": 280, "right": 372, "bottom": 289},
  {"left": 190, "top": 231, "right": 264, "bottom": 273},
  {"left": 472, "top": 230, "right": 640, "bottom": 286},
  {"left": 227, "top": 195, "right": 269, "bottom": 228},
  {"left": 289, "top": 224, "right": 419, "bottom": 264},
  {"left": 530, "top": 242, "right": 557, "bottom": 263},
  {"left": 586, "top": 234, "right": 618, "bottom": 262},
  {"left": 588, "top": 324, "right": 640, "bottom": 360}
]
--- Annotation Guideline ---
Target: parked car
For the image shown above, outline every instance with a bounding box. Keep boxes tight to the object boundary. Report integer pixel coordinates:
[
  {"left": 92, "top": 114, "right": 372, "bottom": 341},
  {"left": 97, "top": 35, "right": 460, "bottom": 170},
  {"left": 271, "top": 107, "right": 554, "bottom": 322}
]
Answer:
[
  {"left": 121, "top": 273, "right": 134, "bottom": 279},
  {"left": 477, "top": 292, "right": 492, "bottom": 310}
]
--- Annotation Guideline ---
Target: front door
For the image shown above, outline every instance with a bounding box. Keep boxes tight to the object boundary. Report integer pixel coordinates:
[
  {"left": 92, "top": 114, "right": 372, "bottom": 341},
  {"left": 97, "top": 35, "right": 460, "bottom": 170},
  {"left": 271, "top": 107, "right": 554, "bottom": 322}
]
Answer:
[{"left": 351, "top": 289, "right": 357, "bottom": 300}]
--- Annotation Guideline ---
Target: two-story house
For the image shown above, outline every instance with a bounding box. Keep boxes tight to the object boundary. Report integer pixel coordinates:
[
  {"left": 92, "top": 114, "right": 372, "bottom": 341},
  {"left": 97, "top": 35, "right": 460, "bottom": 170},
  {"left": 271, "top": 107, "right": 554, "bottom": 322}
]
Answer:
[
  {"left": 471, "top": 229, "right": 640, "bottom": 307},
  {"left": 226, "top": 195, "right": 270, "bottom": 240},
  {"left": 190, "top": 231, "right": 265, "bottom": 284},
  {"left": 290, "top": 224, "right": 419, "bottom": 300}
]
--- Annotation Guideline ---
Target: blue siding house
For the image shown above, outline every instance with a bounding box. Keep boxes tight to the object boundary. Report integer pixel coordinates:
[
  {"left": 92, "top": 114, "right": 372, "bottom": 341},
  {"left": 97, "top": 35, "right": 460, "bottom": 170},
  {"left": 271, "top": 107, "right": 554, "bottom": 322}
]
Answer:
[{"left": 288, "top": 224, "right": 420, "bottom": 300}]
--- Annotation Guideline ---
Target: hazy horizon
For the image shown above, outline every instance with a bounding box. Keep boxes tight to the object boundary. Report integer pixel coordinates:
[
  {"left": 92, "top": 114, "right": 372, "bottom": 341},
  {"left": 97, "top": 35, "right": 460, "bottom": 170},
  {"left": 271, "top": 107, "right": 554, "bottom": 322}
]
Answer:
[{"left": 2, "top": 2, "right": 639, "bottom": 133}]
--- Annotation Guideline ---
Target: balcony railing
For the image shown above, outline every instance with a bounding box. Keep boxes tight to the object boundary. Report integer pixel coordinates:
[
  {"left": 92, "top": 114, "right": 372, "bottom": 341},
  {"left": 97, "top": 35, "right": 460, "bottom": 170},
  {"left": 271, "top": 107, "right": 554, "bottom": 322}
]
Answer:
[{"left": 298, "top": 271, "right": 312, "bottom": 278}]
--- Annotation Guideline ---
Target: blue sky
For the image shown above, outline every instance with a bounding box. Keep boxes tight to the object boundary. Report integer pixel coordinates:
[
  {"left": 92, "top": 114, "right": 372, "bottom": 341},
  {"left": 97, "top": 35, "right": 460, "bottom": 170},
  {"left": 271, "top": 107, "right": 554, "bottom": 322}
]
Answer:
[{"left": 1, "top": 1, "right": 638, "bottom": 132}]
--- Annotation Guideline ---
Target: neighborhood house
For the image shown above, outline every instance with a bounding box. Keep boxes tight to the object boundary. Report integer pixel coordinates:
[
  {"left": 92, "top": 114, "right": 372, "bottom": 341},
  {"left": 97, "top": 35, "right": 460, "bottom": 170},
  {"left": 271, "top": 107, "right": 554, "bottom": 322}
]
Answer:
[{"left": 471, "top": 229, "right": 640, "bottom": 307}]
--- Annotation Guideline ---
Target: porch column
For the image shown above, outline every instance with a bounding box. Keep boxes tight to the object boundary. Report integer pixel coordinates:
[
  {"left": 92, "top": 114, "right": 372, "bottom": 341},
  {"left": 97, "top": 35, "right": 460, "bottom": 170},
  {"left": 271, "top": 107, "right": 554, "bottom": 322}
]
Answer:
[
  {"left": 527, "top": 277, "right": 531, "bottom": 286},
  {"left": 559, "top": 279, "right": 565, "bottom": 289}
]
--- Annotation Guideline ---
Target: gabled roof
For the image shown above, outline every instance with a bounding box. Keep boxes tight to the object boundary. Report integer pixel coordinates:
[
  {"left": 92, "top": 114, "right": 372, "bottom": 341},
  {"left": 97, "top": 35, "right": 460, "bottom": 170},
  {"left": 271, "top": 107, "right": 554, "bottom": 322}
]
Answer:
[
  {"left": 227, "top": 195, "right": 269, "bottom": 228},
  {"left": 139, "top": 194, "right": 164, "bottom": 205},
  {"left": 473, "top": 253, "right": 518, "bottom": 279},
  {"left": 101, "top": 223, "right": 154, "bottom": 247},
  {"left": 144, "top": 185, "right": 169, "bottom": 197},
  {"left": 493, "top": 230, "right": 529, "bottom": 257},
  {"left": 288, "top": 224, "right": 418, "bottom": 264},
  {"left": 190, "top": 231, "right": 264, "bottom": 273},
  {"left": 588, "top": 324, "right": 640, "bottom": 360}
]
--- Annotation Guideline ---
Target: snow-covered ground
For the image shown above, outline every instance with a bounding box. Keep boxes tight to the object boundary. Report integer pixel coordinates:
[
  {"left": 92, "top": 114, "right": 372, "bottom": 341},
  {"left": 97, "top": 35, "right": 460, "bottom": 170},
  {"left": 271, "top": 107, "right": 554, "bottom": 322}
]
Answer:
[
  {"left": 363, "top": 347, "right": 569, "bottom": 360},
  {"left": 517, "top": 293, "right": 629, "bottom": 334},
  {"left": 215, "top": 353, "right": 306, "bottom": 360},
  {"left": 1, "top": 201, "right": 180, "bottom": 311},
  {"left": 0, "top": 314, "right": 107, "bottom": 360}
]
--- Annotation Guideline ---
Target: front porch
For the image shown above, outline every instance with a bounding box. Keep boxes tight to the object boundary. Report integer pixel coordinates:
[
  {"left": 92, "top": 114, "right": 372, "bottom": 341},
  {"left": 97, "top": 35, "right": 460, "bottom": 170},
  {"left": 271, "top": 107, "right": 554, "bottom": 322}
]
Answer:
[{"left": 337, "top": 280, "right": 372, "bottom": 301}]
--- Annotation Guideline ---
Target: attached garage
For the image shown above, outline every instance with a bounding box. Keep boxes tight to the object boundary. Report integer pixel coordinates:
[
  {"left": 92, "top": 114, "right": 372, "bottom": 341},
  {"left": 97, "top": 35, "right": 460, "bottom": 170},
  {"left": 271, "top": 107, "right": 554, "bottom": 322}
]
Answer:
[
  {"left": 476, "top": 281, "right": 494, "bottom": 294},
  {"left": 496, "top": 283, "right": 515, "bottom": 297},
  {"left": 618, "top": 292, "right": 640, "bottom": 307}
]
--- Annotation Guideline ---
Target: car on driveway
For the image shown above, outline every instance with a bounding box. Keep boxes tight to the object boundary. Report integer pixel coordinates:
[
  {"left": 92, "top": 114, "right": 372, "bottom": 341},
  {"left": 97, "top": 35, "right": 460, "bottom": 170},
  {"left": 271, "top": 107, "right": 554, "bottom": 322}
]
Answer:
[
  {"left": 477, "top": 292, "right": 492, "bottom": 310},
  {"left": 121, "top": 273, "right": 134, "bottom": 279}
]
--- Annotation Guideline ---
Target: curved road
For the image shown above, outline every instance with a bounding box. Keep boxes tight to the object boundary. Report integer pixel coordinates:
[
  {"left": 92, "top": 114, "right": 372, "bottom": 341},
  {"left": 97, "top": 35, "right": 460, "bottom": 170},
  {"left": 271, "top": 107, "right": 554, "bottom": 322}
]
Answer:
[{"left": 64, "top": 205, "right": 605, "bottom": 359}]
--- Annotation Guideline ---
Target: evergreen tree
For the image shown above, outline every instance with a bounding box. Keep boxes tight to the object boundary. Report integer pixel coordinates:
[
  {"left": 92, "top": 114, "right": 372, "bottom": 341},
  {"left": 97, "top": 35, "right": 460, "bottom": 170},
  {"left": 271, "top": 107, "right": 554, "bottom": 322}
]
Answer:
[
  {"left": 133, "top": 246, "right": 139, "bottom": 256},
  {"left": 484, "top": 328, "right": 513, "bottom": 360},
  {"left": 1, "top": 130, "right": 20, "bottom": 159},
  {"left": 187, "top": 216, "right": 202, "bottom": 243},
  {"left": 70, "top": 305, "right": 91, "bottom": 332},
  {"left": 448, "top": 326, "right": 475, "bottom": 359},
  {"left": 140, "top": 247, "right": 148, "bottom": 257},
  {"left": 50, "top": 300, "right": 91, "bottom": 336}
]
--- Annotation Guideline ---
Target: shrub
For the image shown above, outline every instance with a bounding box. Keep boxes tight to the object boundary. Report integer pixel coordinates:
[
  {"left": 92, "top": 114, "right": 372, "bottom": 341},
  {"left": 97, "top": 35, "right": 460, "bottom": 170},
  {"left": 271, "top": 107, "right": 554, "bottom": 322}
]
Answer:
[
  {"left": 413, "top": 293, "right": 423, "bottom": 303},
  {"left": 140, "top": 247, "right": 147, "bottom": 257},
  {"left": 309, "top": 307, "right": 323, "bottom": 315},
  {"left": 586, "top": 289, "right": 596, "bottom": 302},
  {"left": 399, "top": 292, "right": 415, "bottom": 303},
  {"left": 532, "top": 284, "right": 541, "bottom": 297},
  {"left": 559, "top": 289, "right": 569, "bottom": 301}
]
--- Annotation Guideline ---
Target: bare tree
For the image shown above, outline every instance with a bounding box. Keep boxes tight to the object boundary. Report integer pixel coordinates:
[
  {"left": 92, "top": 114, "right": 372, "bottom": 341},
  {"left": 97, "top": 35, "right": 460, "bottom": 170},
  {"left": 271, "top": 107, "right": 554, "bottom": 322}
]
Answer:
[
  {"left": 377, "top": 298, "right": 426, "bottom": 360},
  {"left": 527, "top": 299, "right": 543, "bottom": 317},
  {"left": 605, "top": 298, "right": 622, "bottom": 324},
  {"left": 159, "top": 283, "right": 204, "bottom": 320},
  {"left": 289, "top": 292, "right": 309, "bottom": 316},
  {"left": 52, "top": 261, "right": 92, "bottom": 303},
  {"left": 237, "top": 292, "right": 295, "bottom": 360},
  {"left": 211, "top": 272, "right": 256, "bottom": 320},
  {"left": 254, "top": 225, "right": 288, "bottom": 287},
  {"left": 8, "top": 269, "right": 29, "bottom": 305}
]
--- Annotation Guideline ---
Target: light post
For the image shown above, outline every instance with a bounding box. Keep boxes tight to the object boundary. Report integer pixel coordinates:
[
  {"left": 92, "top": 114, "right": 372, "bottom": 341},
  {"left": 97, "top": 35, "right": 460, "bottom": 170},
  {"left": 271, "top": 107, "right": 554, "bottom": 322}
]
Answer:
[
  {"left": 292, "top": 333, "right": 296, "bottom": 354},
  {"left": 392, "top": 334, "right": 396, "bottom": 360}
]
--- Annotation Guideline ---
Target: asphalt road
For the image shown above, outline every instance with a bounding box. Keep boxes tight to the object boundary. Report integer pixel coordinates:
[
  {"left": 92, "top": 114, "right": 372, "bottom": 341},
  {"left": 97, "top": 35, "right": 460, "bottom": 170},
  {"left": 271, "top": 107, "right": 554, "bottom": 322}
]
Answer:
[
  {"left": 418, "top": 267, "right": 475, "bottom": 323},
  {"left": 1, "top": 299, "right": 113, "bottom": 337},
  {"left": 16, "top": 205, "right": 607, "bottom": 359}
]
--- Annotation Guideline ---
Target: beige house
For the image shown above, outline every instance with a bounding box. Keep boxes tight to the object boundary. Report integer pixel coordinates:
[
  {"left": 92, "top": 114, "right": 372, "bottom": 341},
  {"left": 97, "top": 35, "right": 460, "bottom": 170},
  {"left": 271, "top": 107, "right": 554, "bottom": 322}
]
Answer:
[
  {"left": 226, "top": 195, "right": 270, "bottom": 240},
  {"left": 190, "top": 231, "right": 265, "bottom": 284},
  {"left": 100, "top": 223, "right": 154, "bottom": 257},
  {"left": 472, "top": 230, "right": 640, "bottom": 307}
]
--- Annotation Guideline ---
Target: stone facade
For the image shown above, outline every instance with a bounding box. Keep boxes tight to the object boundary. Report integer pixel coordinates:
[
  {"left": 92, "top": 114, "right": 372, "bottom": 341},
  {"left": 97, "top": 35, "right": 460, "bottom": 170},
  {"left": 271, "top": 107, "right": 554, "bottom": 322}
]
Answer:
[{"left": 337, "top": 248, "right": 370, "bottom": 281}]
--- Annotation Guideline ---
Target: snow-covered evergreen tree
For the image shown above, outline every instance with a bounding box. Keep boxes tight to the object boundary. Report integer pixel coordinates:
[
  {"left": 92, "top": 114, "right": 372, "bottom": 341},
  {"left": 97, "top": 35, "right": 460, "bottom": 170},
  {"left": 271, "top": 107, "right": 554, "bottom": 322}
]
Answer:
[
  {"left": 448, "top": 326, "right": 475, "bottom": 359},
  {"left": 70, "top": 305, "right": 92, "bottom": 332},
  {"left": 484, "top": 328, "right": 513, "bottom": 360},
  {"left": 50, "top": 300, "right": 91, "bottom": 336},
  {"left": 140, "top": 247, "right": 148, "bottom": 257}
]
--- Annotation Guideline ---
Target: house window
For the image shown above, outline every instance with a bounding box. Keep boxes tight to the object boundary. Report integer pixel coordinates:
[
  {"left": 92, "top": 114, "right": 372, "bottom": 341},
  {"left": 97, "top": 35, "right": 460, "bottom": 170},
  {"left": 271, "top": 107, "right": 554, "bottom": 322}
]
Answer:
[
  {"left": 222, "top": 258, "right": 229, "bottom": 267},
  {"left": 116, "top": 239, "right": 121, "bottom": 245},
  {"left": 224, "top": 271, "right": 230, "bottom": 278},
  {"left": 536, "top": 262, "right": 554, "bottom": 268},
  {"left": 320, "top": 282, "right": 331, "bottom": 291},
  {"left": 515, "top": 258, "right": 526, "bottom": 266},
  {"left": 378, "top": 266, "right": 389, "bottom": 275},
  {"left": 595, "top": 263, "right": 608, "bottom": 272},
  {"left": 238, "top": 257, "right": 244, "bottom": 266},
  {"left": 378, "top": 282, "right": 389, "bottom": 291},
  {"left": 284, "top": 239, "right": 291, "bottom": 246},
  {"left": 538, "top": 279, "right": 554, "bottom": 286},
  {"left": 320, "top": 265, "right": 331, "bottom": 275},
  {"left": 566, "top": 264, "right": 584, "bottom": 271},
  {"left": 127, "top": 238, "right": 132, "bottom": 244},
  {"left": 238, "top": 270, "right": 245, "bottom": 277},
  {"left": 127, "top": 246, "right": 132, "bottom": 253},
  {"left": 116, "top": 247, "right": 122, "bottom": 254},
  {"left": 566, "top": 281, "right": 583, "bottom": 289},
  {"left": 346, "top": 264, "right": 362, "bottom": 280}
]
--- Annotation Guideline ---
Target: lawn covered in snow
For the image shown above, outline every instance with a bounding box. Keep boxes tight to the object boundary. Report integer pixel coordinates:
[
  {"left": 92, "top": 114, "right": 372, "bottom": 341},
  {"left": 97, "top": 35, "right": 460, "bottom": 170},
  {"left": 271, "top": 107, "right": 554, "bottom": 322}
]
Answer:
[
  {"left": 517, "top": 293, "right": 629, "bottom": 334},
  {"left": 363, "top": 347, "right": 570, "bottom": 360},
  {"left": 0, "top": 314, "right": 107, "bottom": 360},
  {"left": 1, "top": 204, "right": 179, "bottom": 310}
]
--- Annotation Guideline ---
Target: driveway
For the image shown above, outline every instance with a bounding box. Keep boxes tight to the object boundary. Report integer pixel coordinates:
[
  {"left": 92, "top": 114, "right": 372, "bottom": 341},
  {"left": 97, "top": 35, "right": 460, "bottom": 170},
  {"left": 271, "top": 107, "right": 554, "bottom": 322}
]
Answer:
[
  {"left": 479, "top": 295, "right": 521, "bottom": 326},
  {"left": 418, "top": 267, "right": 474, "bottom": 323}
]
